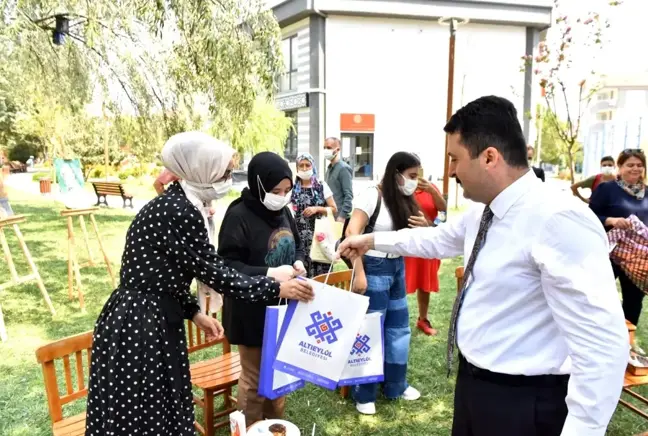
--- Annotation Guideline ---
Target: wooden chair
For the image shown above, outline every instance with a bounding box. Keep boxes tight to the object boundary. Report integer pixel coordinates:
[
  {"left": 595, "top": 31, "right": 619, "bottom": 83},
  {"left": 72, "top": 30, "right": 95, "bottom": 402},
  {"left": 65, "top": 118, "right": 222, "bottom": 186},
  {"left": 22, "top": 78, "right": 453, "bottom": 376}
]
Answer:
[
  {"left": 35, "top": 331, "right": 93, "bottom": 436},
  {"left": 455, "top": 266, "right": 464, "bottom": 292},
  {"left": 313, "top": 269, "right": 353, "bottom": 399},
  {"left": 189, "top": 310, "right": 241, "bottom": 436}
]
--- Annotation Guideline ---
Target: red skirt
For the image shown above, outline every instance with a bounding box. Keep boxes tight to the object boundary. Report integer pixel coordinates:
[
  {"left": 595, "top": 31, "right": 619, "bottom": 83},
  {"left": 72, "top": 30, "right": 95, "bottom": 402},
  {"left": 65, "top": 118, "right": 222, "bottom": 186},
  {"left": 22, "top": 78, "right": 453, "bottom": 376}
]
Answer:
[{"left": 405, "top": 256, "right": 441, "bottom": 294}]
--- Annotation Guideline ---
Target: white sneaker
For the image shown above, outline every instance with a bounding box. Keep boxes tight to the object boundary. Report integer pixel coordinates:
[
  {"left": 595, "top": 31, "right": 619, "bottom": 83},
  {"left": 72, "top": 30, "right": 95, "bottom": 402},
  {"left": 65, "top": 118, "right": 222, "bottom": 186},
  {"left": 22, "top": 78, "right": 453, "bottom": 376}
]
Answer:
[
  {"left": 401, "top": 386, "right": 421, "bottom": 401},
  {"left": 356, "top": 402, "right": 376, "bottom": 415}
]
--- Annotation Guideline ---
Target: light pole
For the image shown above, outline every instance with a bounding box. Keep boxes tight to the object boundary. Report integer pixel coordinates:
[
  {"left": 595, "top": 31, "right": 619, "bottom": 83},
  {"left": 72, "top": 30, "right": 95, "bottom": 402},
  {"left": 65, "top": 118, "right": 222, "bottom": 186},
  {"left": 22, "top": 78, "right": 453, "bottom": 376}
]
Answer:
[{"left": 438, "top": 17, "right": 469, "bottom": 201}]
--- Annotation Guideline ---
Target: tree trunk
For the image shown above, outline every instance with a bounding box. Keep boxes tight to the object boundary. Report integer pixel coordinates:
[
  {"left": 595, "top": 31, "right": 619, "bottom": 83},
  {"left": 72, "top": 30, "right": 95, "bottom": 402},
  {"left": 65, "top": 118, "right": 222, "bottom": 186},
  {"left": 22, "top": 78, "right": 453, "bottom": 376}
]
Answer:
[{"left": 566, "top": 142, "right": 576, "bottom": 184}]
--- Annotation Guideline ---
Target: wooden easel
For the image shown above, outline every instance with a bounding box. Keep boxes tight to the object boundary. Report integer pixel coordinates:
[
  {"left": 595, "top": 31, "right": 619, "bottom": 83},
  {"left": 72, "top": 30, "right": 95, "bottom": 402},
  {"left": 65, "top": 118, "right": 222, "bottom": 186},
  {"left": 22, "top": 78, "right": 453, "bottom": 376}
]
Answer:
[
  {"left": 0, "top": 214, "right": 56, "bottom": 341},
  {"left": 60, "top": 207, "right": 116, "bottom": 311}
]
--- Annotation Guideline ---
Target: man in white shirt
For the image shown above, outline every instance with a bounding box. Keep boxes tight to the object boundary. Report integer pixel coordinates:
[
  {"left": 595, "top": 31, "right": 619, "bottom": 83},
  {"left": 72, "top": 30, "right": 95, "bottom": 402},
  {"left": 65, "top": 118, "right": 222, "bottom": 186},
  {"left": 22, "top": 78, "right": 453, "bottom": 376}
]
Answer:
[{"left": 338, "top": 96, "right": 629, "bottom": 435}]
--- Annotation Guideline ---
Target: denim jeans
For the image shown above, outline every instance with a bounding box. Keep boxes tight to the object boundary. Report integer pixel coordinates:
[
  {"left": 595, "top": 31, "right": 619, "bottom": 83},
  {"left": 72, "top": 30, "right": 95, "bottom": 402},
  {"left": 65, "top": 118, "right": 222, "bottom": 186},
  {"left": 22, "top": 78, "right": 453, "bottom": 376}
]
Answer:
[{"left": 352, "top": 255, "right": 411, "bottom": 404}]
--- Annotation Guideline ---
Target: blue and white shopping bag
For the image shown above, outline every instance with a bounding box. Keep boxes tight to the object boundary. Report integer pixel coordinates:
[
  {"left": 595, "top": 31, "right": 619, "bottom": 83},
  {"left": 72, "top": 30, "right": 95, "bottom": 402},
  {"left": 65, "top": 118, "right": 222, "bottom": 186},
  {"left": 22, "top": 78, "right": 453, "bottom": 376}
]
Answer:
[
  {"left": 259, "top": 303, "right": 305, "bottom": 399},
  {"left": 273, "top": 278, "right": 369, "bottom": 390},
  {"left": 338, "top": 312, "right": 384, "bottom": 386}
]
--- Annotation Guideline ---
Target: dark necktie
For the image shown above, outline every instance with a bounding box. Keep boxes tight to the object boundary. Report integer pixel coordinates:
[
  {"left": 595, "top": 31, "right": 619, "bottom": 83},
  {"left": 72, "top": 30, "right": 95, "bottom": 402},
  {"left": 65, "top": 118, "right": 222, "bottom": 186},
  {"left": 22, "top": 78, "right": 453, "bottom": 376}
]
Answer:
[{"left": 446, "top": 205, "right": 495, "bottom": 376}]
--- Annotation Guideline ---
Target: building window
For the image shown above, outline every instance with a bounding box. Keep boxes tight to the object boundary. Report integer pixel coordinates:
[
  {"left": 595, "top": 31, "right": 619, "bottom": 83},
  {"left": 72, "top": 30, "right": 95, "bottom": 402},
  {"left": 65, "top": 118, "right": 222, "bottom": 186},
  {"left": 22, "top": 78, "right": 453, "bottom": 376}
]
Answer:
[
  {"left": 278, "top": 36, "right": 298, "bottom": 93},
  {"left": 596, "top": 111, "right": 614, "bottom": 121},
  {"left": 597, "top": 90, "right": 616, "bottom": 101},
  {"left": 284, "top": 111, "right": 298, "bottom": 161}
]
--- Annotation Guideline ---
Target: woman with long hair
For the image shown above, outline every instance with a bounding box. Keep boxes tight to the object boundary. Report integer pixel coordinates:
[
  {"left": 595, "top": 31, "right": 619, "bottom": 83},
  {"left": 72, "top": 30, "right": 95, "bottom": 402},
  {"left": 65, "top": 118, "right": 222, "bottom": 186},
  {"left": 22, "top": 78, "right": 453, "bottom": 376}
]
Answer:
[
  {"left": 218, "top": 152, "right": 307, "bottom": 425},
  {"left": 84, "top": 133, "right": 313, "bottom": 436},
  {"left": 345, "top": 151, "right": 425, "bottom": 415},
  {"left": 590, "top": 148, "right": 648, "bottom": 353},
  {"left": 291, "top": 152, "right": 338, "bottom": 277}
]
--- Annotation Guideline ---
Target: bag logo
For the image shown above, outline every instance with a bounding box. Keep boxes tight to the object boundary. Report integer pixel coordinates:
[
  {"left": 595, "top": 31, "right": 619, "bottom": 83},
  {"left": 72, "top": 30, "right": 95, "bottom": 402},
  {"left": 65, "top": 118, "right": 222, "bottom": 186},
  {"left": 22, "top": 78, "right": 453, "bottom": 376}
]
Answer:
[
  {"left": 351, "top": 334, "right": 371, "bottom": 356},
  {"left": 305, "top": 311, "right": 343, "bottom": 344}
]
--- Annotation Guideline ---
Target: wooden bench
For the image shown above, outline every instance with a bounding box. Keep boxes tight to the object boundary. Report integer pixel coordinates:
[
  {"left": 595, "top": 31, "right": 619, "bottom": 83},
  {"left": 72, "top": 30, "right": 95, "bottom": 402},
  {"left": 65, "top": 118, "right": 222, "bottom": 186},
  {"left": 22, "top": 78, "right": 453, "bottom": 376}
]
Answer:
[
  {"left": 8, "top": 161, "right": 26, "bottom": 173},
  {"left": 188, "top": 313, "right": 241, "bottom": 436},
  {"left": 91, "top": 181, "right": 133, "bottom": 208},
  {"left": 35, "top": 331, "right": 93, "bottom": 436}
]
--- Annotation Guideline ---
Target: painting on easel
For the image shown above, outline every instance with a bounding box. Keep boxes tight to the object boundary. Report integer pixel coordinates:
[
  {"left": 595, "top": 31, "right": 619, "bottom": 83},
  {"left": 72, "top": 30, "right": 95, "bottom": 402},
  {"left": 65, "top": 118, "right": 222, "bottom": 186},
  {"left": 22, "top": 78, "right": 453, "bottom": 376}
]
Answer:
[{"left": 54, "top": 158, "right": 92, "bottom": 209}]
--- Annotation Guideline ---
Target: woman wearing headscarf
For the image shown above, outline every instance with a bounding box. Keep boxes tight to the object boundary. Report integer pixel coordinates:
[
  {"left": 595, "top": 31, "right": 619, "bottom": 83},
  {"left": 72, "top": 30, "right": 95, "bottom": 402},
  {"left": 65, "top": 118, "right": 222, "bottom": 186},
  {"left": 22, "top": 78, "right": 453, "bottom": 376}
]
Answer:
[
  {"left": 84, "top": 133, "right": 313, "bottom": 436},
  {"left": 218, "top": 151, "right": 306, "bottom": 425},
  {"left": 291, "top": 152, "right": 338, "bottom": 277}
]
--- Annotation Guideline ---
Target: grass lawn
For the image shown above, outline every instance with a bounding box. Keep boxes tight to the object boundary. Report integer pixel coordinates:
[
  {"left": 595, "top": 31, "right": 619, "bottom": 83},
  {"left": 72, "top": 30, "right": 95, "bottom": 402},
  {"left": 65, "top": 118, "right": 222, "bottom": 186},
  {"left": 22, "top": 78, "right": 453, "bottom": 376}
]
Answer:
[{"left": 0, "top": 191, "right": 647, "bottom": 435}]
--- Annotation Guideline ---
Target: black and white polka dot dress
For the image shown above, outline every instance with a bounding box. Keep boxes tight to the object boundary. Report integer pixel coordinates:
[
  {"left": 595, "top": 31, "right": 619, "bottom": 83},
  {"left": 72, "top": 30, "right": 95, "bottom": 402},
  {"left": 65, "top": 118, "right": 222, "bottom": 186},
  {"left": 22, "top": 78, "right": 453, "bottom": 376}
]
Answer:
[{"left": 85, "top": 182, "right": 280, "bottom": 436}]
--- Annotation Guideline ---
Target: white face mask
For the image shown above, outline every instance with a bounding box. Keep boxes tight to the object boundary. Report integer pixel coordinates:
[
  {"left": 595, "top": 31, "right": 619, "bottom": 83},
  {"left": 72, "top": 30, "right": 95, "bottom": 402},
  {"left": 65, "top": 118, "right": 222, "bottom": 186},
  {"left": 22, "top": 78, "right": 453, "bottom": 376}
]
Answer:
[
  {"left": 297, "top": 169, "right": 313, "bottom": 180},
  {"left": 601, "top": 166, "right": 615, "bottom": 176},
  {"left": 184, "top": 178, "right": 231, "bottom": 202},
  {"left": 212, "top": 178, "right": 232, "bottom": 199},
  {"left": 258, "top": 176, "right": 291, "bottom": 211},
  {"left": 399, "top": 173, "right": 418, "bottom": 196},
  {"left": 323, "top": 149, "right": 337, "bottom": 161}
]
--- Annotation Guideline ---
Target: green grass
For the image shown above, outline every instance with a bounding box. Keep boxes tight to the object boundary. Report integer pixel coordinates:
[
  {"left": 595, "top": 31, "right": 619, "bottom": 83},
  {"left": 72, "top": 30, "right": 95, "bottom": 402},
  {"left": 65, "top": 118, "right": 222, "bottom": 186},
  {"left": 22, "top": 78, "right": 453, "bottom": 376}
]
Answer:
[{"left": 0, "top": 192, "right": 647, "bottom": 435}]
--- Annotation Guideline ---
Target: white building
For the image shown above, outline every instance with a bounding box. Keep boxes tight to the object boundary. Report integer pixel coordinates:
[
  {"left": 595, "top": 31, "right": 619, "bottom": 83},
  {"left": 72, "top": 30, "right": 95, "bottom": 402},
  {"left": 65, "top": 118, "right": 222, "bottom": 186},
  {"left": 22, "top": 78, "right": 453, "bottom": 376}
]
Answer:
[
  {"left": 582, "top": 72, "right": 648, "bottom": 177},
  {"left": 270, "top": 0, "right": 553, "bottom": 183}
]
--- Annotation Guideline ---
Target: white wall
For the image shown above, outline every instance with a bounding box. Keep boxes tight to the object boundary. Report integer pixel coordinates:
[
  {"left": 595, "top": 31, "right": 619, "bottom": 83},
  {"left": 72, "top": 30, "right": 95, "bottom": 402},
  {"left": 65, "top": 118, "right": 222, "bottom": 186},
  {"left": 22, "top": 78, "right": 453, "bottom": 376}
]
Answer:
[{"left": 325, "top": 15, "right": 526, "bottom": 182}]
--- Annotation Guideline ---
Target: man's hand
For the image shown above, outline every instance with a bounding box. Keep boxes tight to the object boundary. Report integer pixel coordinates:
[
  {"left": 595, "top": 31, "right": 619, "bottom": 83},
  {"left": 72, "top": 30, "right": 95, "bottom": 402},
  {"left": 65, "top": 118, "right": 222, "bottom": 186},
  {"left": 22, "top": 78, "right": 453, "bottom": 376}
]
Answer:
[{"left": 338, "top": 234, "right": 374, "bottom": 260}]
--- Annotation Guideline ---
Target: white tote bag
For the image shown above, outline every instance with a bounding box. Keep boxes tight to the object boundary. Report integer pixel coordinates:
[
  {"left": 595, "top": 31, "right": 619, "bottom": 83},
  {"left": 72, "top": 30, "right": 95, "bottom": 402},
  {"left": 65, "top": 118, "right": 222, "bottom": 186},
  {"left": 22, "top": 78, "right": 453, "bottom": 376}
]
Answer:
[
  {"left": 338, "top": 312, "right": 384, "bottom": 386},
  {"left": 273, "top": 270, "right": 369, "bottom": 390},
  {"left": 309, "top": 210, "right": 343, "bottom": 264}
]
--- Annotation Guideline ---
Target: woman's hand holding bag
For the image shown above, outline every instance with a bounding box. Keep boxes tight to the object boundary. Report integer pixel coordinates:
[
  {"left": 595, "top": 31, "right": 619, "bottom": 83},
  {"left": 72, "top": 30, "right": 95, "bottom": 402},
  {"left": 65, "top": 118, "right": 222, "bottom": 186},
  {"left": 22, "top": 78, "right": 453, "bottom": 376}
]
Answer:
[{"left": 279, "top": 278, "right": 314, "bottom": 302}]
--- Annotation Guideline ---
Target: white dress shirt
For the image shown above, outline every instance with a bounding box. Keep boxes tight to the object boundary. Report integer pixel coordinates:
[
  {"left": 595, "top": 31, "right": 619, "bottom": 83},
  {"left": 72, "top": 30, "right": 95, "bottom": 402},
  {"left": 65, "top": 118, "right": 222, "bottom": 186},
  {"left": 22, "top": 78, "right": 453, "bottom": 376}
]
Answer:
[{"left": 374, "top": 170, "right": 629, "bottom": 435}]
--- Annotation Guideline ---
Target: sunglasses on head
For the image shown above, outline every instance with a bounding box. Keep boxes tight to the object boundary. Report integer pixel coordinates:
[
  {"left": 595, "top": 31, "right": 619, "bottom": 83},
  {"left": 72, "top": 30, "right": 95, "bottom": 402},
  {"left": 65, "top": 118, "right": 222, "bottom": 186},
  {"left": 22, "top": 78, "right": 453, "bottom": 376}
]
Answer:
[{"left": 623, "top": 148, "right": 644, "bottom": 155}]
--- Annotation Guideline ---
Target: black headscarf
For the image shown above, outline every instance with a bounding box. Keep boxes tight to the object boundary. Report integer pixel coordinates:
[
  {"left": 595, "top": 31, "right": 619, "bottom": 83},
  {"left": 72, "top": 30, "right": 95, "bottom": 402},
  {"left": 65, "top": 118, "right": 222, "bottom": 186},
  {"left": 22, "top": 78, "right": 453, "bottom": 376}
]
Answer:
[{"left": 234, "top": 152, "right": 294, "bottom": 227}]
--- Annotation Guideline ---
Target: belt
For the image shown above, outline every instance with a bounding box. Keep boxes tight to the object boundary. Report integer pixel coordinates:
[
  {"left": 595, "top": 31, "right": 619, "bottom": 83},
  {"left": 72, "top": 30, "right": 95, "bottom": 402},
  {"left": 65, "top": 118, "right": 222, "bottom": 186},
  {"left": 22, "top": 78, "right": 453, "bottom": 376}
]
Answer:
[
  {"left": 365, "top": 249, "right": 400, "bottom": 259},
  {"left": 458, "top": 354, "right": 569, "bottom": 388}
]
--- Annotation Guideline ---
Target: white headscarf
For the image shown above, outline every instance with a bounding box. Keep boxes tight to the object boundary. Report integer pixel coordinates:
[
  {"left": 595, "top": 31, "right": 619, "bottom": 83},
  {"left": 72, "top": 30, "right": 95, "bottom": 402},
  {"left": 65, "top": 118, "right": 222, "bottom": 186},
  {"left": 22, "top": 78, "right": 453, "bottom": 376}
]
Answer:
[
  {"left": 161, "top": 131, "right": 228, "bottom": 316},
  {"left": 161, "top": 131, "right": 234, "bottom": 203}
]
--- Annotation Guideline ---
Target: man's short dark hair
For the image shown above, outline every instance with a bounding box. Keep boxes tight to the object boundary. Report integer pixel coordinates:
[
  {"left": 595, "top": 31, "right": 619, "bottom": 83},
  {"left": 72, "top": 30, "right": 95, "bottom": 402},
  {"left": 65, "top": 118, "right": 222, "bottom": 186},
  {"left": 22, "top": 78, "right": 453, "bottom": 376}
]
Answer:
[
  {"left": 444, "top": 96, "right": 528, "bottom": 168},
  {"left": 600, "top": 155, "right": 614, "bottom": 164}
]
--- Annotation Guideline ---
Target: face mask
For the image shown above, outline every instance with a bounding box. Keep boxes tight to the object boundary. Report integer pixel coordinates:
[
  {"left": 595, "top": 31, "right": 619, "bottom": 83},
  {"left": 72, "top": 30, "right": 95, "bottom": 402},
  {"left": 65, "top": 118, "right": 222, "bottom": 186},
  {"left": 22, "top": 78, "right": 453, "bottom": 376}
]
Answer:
[
  {"left": 399, "top": 173, "right": 418, "bottom": 196},
  {"left": 258, "top": 176, "right": 291, "bottom": 211},
  {"left": 297, "top": 170, "right": 313, "bottom": 180},
  {"left": 212, "top": 178, "right": 232, "bottom": 199},
  {"left": 601, "top": 166, "right": 615, "bottom": 175},
  {"left": 323, "top": 149, "right": 337, "bottom": 161}
]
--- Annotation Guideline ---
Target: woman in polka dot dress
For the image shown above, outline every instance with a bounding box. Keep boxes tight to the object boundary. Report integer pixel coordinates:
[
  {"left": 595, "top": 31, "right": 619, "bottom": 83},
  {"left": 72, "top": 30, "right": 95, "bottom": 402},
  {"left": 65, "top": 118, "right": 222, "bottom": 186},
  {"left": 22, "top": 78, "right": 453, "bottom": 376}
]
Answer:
[{"left": 84, "top": 132, "right": 314, "bottom": 436}]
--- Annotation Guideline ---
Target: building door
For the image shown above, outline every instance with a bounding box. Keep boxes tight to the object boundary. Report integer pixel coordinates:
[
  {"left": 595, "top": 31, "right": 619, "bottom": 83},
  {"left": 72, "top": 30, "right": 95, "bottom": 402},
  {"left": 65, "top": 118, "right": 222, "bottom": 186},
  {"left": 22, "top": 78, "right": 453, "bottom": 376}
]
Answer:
[{"left": 342, "top": 134, "right": 374, "bottom": 179}]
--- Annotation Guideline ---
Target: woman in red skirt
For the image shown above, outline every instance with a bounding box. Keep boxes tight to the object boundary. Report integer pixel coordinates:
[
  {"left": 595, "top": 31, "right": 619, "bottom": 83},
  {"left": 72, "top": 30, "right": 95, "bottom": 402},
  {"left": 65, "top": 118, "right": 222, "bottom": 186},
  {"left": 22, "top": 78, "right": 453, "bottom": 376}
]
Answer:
[{"left": 404, "top": 172, "right": 447, "bottom": 335}]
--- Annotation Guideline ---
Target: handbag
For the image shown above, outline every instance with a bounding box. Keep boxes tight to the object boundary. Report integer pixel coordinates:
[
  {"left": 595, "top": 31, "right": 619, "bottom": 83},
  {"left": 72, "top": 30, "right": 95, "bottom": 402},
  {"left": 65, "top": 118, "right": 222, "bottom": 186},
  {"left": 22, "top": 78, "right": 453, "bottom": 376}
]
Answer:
[
  {"left": 338, "top": 312, "right": 384, "bottom": 386},
  {"left": 258, "top": 301, "right": 306, "bottom": 399},
  {"left": 273, "top": 264, "right": 369, "bottom": 390},
  {"left": 309, "top": 209, "right": 343, "bottom": 264}
]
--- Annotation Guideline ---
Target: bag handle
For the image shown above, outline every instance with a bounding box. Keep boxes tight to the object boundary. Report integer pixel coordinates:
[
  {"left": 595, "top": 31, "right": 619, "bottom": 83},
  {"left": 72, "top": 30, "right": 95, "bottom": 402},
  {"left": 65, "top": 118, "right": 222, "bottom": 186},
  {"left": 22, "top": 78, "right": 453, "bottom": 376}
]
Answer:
[{"left": 322, "top": 258, "right": 357, "bottom": 292}]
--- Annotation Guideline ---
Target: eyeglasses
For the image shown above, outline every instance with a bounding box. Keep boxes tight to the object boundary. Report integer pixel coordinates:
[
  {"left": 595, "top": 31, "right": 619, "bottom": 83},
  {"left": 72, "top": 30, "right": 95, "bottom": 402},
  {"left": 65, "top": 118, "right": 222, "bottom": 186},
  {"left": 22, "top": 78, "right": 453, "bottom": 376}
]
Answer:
[
  {"left": 622, "top": 148, "right": 644, "bottom": 155},
  {"left": 217, "top": 169, "right": 232, "bottom": 182}
]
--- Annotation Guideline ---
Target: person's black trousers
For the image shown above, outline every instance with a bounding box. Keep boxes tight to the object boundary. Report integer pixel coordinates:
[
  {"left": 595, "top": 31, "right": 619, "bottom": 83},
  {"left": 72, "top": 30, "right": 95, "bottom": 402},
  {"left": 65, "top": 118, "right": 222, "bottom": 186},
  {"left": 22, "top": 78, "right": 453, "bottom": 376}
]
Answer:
[
  {"left": 612, "top": 262, "right": 645, "bottom": 326},
  {"left": 452, "top": 355, "right": 569, "bottom": 436}
]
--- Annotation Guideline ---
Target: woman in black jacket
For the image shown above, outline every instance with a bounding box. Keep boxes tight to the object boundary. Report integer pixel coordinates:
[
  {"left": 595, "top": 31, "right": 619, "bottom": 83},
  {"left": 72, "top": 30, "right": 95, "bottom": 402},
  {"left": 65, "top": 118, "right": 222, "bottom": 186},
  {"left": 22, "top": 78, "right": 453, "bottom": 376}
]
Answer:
[{"left": 218, "top": 152, "right": 306, "bottom": 425}]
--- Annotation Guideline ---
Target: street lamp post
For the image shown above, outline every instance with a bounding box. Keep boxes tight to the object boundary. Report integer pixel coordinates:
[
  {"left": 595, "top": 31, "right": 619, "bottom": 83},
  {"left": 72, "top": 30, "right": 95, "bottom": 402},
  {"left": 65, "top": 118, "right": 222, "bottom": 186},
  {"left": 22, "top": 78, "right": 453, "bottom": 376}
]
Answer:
[{"left": 438, "top": 17, "right": 469, "bottom": 202}]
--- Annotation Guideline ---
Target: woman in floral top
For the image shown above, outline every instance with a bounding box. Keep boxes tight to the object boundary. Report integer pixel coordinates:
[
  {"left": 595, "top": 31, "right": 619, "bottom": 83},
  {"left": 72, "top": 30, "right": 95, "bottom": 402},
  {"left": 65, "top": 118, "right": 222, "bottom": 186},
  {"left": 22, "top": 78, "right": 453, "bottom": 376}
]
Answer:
[{"left": 291, "top": 153, "right": 338, "bottom": 277}]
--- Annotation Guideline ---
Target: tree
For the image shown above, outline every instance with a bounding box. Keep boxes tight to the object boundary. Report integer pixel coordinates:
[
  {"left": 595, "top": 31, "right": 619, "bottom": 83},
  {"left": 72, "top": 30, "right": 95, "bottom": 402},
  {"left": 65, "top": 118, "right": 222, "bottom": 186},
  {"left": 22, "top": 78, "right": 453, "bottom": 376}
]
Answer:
[
  {"left": 0, "top": 0, "right": 284, "bottom": 156},
  {"left": 535, "top": 106, "right": 583, "bottom": 167},
  {"left": 213, "top": 99, "right": 293, "bottom": 156},
  {"left": 525, "top": 0, "right": 620, "bottom": 183}
]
